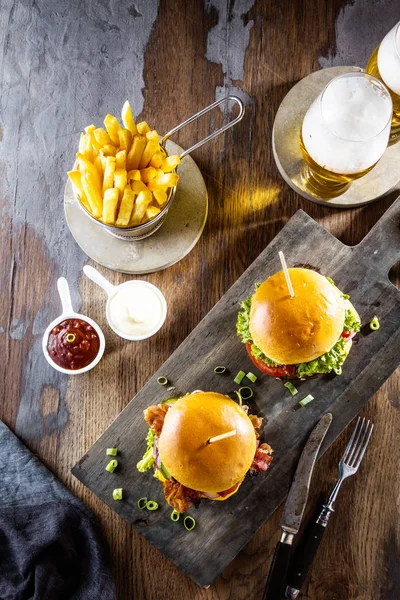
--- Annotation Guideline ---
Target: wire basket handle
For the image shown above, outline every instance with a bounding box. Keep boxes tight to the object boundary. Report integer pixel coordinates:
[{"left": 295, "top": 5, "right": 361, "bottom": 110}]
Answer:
[{"left": 161, "top": 96, "right": 245, "bottom": 159}]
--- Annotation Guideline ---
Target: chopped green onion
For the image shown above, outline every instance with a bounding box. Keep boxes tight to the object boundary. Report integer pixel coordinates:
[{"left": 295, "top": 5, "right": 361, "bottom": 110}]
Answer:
[
  {"left": 161, "top": 397, "right": 178, "bottom": 404},
  {"left": 284, "top": 382, "right": 298, "bottom": 396},
  {"left": 157, "top": 376, "right": 168, "bottom": 386},
  {"left": 105, "top": 459, "right": 118, "bottom": 473},
  {"left": 214, "top": 366, "right": 226, "bottom": 374},
  {"left": 234, "top": 390, "right": 242, "bottom": 406},
  {"left": 146, "top": 500, "right": 159, "bottom": 511},
  {"left": 113, "top": 488, "right": 123, "bottom": 500},
  {"left": 66, "top": 333, "right": 76, "bottom": 343},
  {"left": 246, "top": 371, "right": 257, "bottom": 383},
  {"left": 370, "top": 316, "right": 380, "bottom": 331},
  {"left": 106, "top": 448, "right": 118, "bottom": 456},
  {"left": 171, "top": 509, "right": 180, "bottom": 522},
  {"left": 184, "top": 515, "right": 196, "bottom": 531},
  {"left": 138, "top": 497, "right": 147, "bottom": 510},
  {"left": 239, "top": 386, "right": 253, "bottom": 400},
  {"left": 299, "top": 394, "right": 314, "bottom": 407},
  {"left": 234, "top": 370, "right": 245, "bottom": 384}
]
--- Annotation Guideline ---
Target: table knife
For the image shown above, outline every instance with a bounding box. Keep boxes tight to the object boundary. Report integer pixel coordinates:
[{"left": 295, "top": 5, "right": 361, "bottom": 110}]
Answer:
[{"left": 262, "top": 413, "right": 332, "bottom": 600}]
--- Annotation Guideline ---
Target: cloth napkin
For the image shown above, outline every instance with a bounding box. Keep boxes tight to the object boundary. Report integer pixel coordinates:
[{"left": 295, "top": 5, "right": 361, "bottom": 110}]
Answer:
[{"left": 0, "top": 421, "right": 116, "bottom": 600}]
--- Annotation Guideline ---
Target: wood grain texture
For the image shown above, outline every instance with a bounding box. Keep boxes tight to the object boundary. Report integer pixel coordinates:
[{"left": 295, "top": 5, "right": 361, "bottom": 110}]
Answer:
[
  {"left": 0, "top": 0, "right": 399, "bottom": 598},
  {"left": 72, "top": 203, "right": 400, "bottom": 587}
]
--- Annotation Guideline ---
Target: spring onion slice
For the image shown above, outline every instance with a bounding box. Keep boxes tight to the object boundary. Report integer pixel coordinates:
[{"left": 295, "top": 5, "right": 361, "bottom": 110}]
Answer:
[
  {"left": 214, "top": 366, "right": 226, "bottom": 374},
  {"left": 105, "top": 459, "right": 118, "bottom": 473},
  {"left": 113, "top": 488, "right": 123, "bottom": 500},
  {"left": 184, "top": 516, "right": 196, "bottom": 531},
  {"left": 234, "top": 370, "right": 245, "bottom": 384},
  {"left": 106, "top": 448, "right": 118, "bottom": 456},
  {"left": 234, "top": 390, "right": 242, "bottom": 406},
  {"left": 66, "top": 333, "right": 76, "bottom": 343},
  {"left": 299, "top": 394, "right": 314, "bottom": 407},
  {"left": 138, "top": 497, "right": 147, "bottom": 510},
  {"left": 239, "top": 386, "right": 253, "bottom": 400},
  {"left": 370, "top": 316, "right": 380, "bottom": 331},
  {"left": 246, "top": 371, "right": 257, "bottom": 383},
  {"left": 157, "top": 376, "right": 168, "bottom": 386},
  {"left": 146, "top": 500, "right": 159, "bottom": 511},
  {"left": 171, "top": 509, "right": 180, "bottom": 522},
  {"left": 284, "top": 382, "right": 298, "bottom": 396}
]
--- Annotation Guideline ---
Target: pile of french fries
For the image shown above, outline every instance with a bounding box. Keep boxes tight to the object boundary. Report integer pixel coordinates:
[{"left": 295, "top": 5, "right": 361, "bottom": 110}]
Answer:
[{"left": 68, "top": 101, "right": 180, "bottom": 228}]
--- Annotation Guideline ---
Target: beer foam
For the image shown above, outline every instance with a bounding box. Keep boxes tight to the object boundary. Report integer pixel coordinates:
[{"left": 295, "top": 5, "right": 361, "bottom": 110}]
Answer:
[
  {"left": 378, "top": 21, "right": 400, "bottom": 95},
  {"left": 302, "top": 74, "right": 392, "bottom": 174}
]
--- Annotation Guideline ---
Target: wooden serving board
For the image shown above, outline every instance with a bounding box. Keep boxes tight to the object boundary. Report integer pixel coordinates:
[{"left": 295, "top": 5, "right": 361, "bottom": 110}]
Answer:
[{"left": 72, "top": 199, "right": 400, "bottom": 588}]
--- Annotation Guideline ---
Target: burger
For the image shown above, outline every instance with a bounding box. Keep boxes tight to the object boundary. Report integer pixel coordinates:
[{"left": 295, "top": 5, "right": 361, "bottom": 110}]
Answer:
[
  {"left": 236, "top": 268, "right": 361, "bottom": 379},
  {"left": 137, "top": 392, "right": 273, "bottom": 513}
]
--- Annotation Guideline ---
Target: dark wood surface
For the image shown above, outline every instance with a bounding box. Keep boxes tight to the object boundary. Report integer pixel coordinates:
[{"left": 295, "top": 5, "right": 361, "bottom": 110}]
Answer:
[
  {"left": 1, "top": 1, "right": 399, "bottom": 599},
  {"left": 73, "top": 203, "right": 400, "bottom": 587}
]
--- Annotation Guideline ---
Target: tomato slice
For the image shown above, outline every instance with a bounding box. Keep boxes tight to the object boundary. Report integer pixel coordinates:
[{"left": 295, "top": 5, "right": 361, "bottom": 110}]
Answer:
[
  {"left": 246, "top": 343, "right": 296, "bottom": 377},
  {"left": 341, "top": 330, "right": 352, "bottom": 339}
]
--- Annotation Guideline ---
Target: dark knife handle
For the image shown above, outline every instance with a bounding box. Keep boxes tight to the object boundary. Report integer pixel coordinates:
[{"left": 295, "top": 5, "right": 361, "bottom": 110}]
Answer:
[
  {"left": 262, "top": 539, "right": 292, "bottom": 600},
  {"left": 285, "top": 506, "right": 333, "bottom": 598}
]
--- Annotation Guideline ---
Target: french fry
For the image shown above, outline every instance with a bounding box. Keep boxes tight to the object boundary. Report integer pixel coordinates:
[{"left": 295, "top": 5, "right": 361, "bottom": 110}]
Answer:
[
  {"left": 153, "top": 189, "right": 168, "bottom": 206},
  {"left": 94, "top": 155, "right": 104, "bottom": 178},
  {"left": 116, "top": 187, "right": 136, "bottom": 226},
  {"left": 102, "top": 156, "right": 116, "bottom": 194},
  {"left": 140, "top": 167, "right": 157, "bottom": 183},
  {"left": 147, "top": 173, "right": 179, "bottom": 191},
  {"left": 127, "top": 169, "right": 141, "bottom": 181},
  {"left": 80, "top": 133, "right": 93, "bottom": 161},
  {"left": 81, "top": 170, "right": 103, "bottom": 218},
  {"left": 121, "top": 101, "right": 138, "bottom": 136},
  {"left": 118, "top": 128, "right": 132, "bottom": 152},
  {"left": 68, "top": 170, "right": 91, "bottom": 212},
  {"left": 126, "top": 134, "right": 147, "bottom": 170},
  {"left": 85, "top": 124, "right": 96, "bottom": 134},
  {"left": 130, "top": 190, "right": 152, "bottom": 225},
  {"left": 131, "top": 180, "right": 147, "bottom": 194},
  {"left": 137, "top": 121, "right": 150, "bottom": 135},
  {"left": 102, "top": 188, "right": 119, "bottom": 225},
  {"left": 139, "top": 140, "right": 159, "bottom": 169},
  {"left": 145, "top": 205, "right": 161, "bottom": 221},
  {"left": 104, "top": 113, "right": 121, "bottom": 145},
  {"left": 99, "top": 154, "right": 107, "bottom": 172},
  {"left": 116, "top": 150, "right": 127, "bottom": 170},
  {"left": 149, "top": 151, "right": 164, "bottom": 168},
  {"left": 76, "top": 153, "right": 100, "bottom": 188},
  {"left": 94, "top": 127, "right": 114, "bottom": 147},
  {"left": 146, "top": 130, "right": 159, "bottom": 142},
  {"left": 100, "top": 144, "right": 117, "bottom": 157},
  {"left": 114, "top": 168, "right": 127, "bottom": 199},
  {"left": 89, "top": 130, "right": 101, "bottom": 152},
  {"left": 161, "top": 155, "right": 181, "bottom": 172}
]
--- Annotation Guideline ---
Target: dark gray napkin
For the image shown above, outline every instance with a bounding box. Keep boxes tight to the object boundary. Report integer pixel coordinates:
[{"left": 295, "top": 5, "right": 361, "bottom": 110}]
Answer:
[{"left": 0, "top": 421, "right": 116, "bottom": 600}]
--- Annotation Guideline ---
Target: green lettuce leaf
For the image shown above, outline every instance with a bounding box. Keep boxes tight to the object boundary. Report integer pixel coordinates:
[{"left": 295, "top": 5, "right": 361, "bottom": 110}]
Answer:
[
  {"left": 343, "top": 301, "right": 361, "bottom": 334},
  {"left": 296, "top": 337, "right": 348, "bottom": 377},
  {"left": 236, "top": 286, "right": 277, "bottom": 366},
  {"left": 136, "top": 427, "right": 155, "bottom": 472}
]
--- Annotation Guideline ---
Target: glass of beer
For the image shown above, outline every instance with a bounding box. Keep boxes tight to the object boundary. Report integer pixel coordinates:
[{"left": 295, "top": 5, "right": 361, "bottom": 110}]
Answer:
[
  {"left": 366, "top": 21, "right": 400, "bottom": 144},
  {"left": 300, "top": 72, "right": 392, "bottom": 199}
]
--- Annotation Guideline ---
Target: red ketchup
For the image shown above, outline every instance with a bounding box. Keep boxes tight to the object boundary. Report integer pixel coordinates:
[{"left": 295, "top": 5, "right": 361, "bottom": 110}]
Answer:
[{"left": 47, "top": 318, "right": 100, "bottom": 370}]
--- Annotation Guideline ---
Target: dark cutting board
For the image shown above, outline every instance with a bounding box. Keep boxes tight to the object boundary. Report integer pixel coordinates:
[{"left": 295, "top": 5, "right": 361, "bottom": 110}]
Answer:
[{"left": 72, "top": 198, "right": 400, "bottom": 588}]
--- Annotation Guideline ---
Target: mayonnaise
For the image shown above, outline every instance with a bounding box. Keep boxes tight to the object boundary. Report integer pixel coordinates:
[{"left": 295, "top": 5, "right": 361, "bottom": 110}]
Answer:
[{"left": 108, "top": 283, "right": 164, "bottom": 338}]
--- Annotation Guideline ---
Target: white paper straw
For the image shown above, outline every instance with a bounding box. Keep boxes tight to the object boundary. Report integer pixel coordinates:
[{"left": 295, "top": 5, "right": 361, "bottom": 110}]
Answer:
[{"left": 279, "top": 251, "right": 295, "bottom": 297}]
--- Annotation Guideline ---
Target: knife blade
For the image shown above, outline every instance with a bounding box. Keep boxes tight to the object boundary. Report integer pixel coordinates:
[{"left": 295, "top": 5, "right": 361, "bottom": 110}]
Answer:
[{"left": 262, "top": 413, "right": 332, "bottom": 600}]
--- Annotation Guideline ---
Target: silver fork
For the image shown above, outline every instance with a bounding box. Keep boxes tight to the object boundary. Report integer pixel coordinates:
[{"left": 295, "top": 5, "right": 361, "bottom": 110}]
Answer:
[{"left": 285, "top": 417, "right": 374, "bottom": 599}]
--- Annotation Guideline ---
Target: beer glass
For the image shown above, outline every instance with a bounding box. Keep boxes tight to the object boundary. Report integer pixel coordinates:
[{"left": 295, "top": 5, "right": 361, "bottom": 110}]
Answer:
[
  {"left": 366, "top": 21, "right": 400, "bottom": 144},
  {"left": 300, "top": 72, "right": 392, "bottom": 199}
]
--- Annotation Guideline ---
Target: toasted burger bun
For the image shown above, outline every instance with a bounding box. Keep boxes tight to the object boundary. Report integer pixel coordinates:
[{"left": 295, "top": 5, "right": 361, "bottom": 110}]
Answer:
[
  {"left": 249, "top": 268, "right": 345, "bottom": 365},
  {"left": 158, "top": 392, "right": 257, "bottom": 494}
]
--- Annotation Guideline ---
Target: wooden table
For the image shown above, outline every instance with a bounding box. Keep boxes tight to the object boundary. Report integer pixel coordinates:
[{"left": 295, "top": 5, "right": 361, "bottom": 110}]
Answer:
[{"left": 1, "top": 1, "right": 399, "bottom": 599}]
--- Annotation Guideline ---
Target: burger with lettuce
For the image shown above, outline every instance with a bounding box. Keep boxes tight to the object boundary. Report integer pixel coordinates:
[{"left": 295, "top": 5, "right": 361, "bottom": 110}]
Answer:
[
  {"left": 137, "top": 392, "right": 273, "bottom": 513},
  {"left": 237, "top": 268, "right": 361, "bottom": 379}
]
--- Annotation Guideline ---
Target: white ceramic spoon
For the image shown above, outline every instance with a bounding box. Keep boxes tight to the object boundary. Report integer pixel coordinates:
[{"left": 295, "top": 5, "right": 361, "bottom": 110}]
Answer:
[
  {"left": 83, "top": 265, "right": 167, "bottom": 341},
  {"left": 42, "top": 277, "right": 105, "bottom": 374}
]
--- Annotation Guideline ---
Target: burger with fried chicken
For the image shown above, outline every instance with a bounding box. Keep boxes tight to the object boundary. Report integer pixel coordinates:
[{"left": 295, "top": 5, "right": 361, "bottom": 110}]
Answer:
[
  {"left": 137, "top": 391, "right": 273, "bottom": 513},
  {"left": 236, "top": 268, "right": 361, "bottom": 379}
]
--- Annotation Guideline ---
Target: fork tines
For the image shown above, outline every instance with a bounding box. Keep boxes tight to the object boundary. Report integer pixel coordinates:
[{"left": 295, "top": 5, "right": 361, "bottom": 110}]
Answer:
[{"left": 341, "top": 417, "right": 374, "bottom": 470}]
